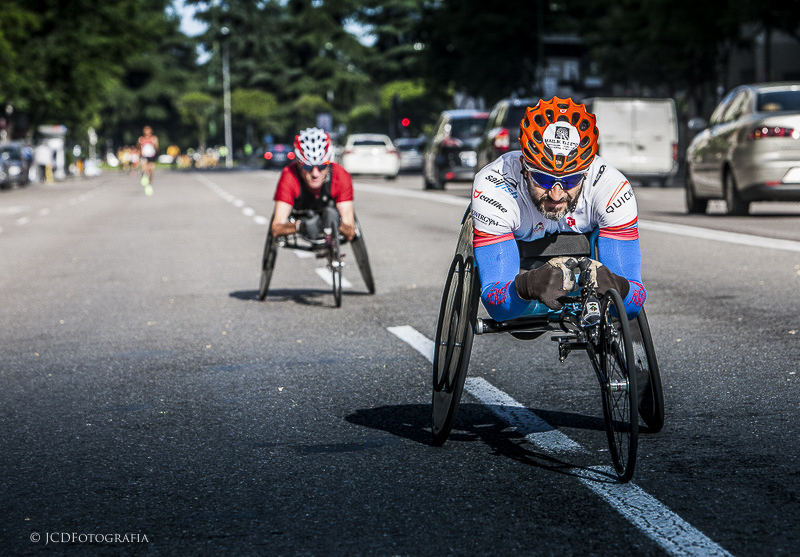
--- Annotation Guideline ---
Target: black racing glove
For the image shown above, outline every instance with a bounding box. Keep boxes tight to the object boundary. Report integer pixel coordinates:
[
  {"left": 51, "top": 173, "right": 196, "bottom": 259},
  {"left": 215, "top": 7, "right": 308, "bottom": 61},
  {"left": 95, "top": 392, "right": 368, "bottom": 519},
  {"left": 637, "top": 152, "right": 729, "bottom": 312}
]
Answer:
[
  {"left": 514, "top": 256, "right": 578, "bottom": 310},
  {"left": 580, "top": 258, "right": 630, "bottom": 299}
]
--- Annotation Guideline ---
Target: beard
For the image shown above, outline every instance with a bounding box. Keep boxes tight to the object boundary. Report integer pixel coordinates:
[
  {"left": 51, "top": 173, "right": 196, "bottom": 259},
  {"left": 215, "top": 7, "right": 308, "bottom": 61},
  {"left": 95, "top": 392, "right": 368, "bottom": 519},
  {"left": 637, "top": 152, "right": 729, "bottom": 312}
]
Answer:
[{"left": 529, "top": 179, "right": 583, "bottom": 221}]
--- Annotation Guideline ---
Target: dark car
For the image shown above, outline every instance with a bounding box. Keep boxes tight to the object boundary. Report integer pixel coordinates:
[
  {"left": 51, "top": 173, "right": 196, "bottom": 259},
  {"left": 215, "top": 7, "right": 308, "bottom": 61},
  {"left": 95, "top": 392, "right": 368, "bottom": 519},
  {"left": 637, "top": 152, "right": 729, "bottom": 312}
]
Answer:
[
  {"left": 262, "top": 143, "right": 296, "bottom": 169},
  {"left": 685, "top": 82, "right": 800, "bottom": 215},
  {"left": 476, "top": 98, "right": 538, "bottom": 170},
  {"left": 422, "top": 109, "right": 489, "bottom": 190},
  {"left": 394, "top": 136, "right": 425, "bottom": 173},
  {"left": 0, "top": 142, "right": 31, "bottom": 189}
]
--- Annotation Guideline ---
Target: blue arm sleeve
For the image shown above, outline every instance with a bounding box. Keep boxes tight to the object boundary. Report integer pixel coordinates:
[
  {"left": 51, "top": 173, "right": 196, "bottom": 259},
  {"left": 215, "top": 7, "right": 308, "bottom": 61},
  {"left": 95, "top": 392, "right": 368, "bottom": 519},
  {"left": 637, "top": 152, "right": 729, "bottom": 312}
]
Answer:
[
  {"left": 597, "top": 236, "right": 647, "bottom": 318},
  {"left": 474, "top": 239, "right": 530, "bottom": 322}
]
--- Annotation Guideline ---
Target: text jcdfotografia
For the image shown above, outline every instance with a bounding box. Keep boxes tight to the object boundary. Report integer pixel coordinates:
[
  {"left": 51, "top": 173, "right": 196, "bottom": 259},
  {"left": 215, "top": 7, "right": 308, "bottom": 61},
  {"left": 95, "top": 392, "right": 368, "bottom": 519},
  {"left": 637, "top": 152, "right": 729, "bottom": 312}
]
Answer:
[{"left": 30, "top": 532, "right": 149, "bottom": 545}]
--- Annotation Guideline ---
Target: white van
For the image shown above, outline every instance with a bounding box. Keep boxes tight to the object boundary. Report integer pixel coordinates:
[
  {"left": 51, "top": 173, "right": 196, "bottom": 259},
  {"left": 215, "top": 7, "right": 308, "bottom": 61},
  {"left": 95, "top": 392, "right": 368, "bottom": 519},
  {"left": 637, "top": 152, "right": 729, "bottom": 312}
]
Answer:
[{"left": 583, "top": 97, "right": 679, "bottom": 187}]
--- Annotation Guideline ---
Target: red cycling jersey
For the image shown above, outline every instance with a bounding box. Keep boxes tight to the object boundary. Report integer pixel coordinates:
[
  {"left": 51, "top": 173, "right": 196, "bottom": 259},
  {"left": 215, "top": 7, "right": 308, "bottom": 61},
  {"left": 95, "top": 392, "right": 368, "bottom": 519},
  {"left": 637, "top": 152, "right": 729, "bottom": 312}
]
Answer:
[{"left": 273, "top": 162, "right": 353, "bottom": 209}]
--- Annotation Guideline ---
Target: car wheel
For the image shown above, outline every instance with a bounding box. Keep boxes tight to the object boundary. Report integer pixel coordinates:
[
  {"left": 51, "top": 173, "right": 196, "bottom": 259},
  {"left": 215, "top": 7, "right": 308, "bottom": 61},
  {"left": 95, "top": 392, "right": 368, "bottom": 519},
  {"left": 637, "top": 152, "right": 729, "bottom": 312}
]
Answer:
[
  {"left": 685, "top": 171, "right": 708, "bottom": 214},
  {"left": 724, "top": 170, "right": 749, "bottom": 216}
]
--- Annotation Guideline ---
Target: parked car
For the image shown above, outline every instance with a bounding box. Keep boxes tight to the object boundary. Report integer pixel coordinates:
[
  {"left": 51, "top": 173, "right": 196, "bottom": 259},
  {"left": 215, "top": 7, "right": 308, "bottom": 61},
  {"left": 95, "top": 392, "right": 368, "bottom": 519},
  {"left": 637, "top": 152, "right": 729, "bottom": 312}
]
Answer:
[
  {"left": 685, "top": 82, "right": 800, "bottom": 215},
  {"left": 394, "top": 136, "right": 425, "bottom": 172},
  {"left": 423, "top": 109, "right": 489, "bottom": 190},
  {"left": 476, "top": 98, "right": 538, "bottom": 170},
  {"left": 341, "top": 134, "right": 399, "bottom": 179},
  {"left": 584, "top": 97, "right": 679, "bottom": 188},
  {"left": 262, "top": 143, "right": 296, "bottom": 169},
  {"left": 0, "top": 142, "right": 31, "bottom": 189}
]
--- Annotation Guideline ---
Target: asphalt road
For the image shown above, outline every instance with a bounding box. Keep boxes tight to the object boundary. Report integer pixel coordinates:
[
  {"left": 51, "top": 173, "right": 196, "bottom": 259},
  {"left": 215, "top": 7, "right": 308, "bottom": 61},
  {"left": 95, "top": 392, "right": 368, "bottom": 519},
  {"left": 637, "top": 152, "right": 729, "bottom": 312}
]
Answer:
[{"left": 1, "top": 168, "right": 799, "bottom": 556}]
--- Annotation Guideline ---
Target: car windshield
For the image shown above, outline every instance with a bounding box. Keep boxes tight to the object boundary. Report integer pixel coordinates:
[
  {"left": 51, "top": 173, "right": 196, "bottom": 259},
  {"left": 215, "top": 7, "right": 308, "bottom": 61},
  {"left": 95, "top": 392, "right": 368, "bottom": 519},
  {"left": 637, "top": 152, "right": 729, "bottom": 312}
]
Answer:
[
  {"left": 506, "top": 105, "right": 529, "bottom": 128},
  {"left": 449, "top": 117, "right": 488, "bottom": 139},
  {"left": 757, "top": 90, "right": 800, "bottom": 112},
  {"left": 1, "top": 146, "right": 21, "bottom": 157},
  {"left": 353, "top": 139, "right": 387, "bottom": 147}
]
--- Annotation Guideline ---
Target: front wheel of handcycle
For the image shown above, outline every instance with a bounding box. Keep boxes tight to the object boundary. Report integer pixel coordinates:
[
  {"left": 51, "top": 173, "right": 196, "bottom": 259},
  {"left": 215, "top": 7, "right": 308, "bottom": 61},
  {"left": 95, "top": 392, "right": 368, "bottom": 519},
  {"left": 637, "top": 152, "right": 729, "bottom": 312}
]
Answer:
[
  {"left": 630, "top": 307, "right": 665, "bottom": 433},
  {"left": 257, "top": 231, "right": 278, "bottom": 301},
  {"left": 350, "top": 220, "right": 375, "bottom": 294},
  {"left": 431, "top": 253, "right": 478, "bottom": 446},
  {"left": 599, "top": 288, "right": 638, "bottom": 482},
  {"left": 329, "top": 232, "right": 342, "bottom": 308}
]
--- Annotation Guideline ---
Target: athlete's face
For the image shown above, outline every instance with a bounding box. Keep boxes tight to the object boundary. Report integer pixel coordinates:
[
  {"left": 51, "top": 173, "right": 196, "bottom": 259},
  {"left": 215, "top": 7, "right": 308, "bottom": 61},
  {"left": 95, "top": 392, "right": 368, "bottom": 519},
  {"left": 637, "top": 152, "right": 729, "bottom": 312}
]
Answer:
[
  {"left": 524, "top": 167, "right": 584, "bottom": 221},
  {"left": 300, "top": 163, "right": 329, "bottom": 189}
]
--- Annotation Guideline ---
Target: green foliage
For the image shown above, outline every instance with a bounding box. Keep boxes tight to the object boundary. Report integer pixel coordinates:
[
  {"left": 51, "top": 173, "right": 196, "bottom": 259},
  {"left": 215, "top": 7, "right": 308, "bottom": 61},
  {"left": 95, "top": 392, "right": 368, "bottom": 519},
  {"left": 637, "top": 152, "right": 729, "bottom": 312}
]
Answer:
[
  {"left": 2, "top": 0, "right": 796, "bottom": 150},
  {"left": 177, "top": 91, "right": 216, "bottom": 150}
]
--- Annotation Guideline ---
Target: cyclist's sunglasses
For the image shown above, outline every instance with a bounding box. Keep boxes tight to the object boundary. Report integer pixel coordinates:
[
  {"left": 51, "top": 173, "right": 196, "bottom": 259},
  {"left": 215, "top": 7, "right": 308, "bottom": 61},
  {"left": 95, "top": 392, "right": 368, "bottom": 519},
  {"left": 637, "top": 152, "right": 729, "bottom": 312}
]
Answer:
[
  {"left": 301, "top": 163, "right": 330, "bottom": 172},
  {"left": 523, "top": 162, "right": 586, "bottom": 190}
]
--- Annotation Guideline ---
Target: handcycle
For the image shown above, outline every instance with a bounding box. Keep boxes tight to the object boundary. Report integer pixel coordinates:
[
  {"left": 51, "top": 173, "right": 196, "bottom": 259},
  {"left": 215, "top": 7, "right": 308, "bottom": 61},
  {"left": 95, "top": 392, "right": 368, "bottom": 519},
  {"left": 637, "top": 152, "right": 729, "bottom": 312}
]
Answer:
[
  {"left": 431, "top": 211, "right": 664, "bottom": 482},
  {"left": 257, "top": 210, "right": 375, "bottom": 307}
]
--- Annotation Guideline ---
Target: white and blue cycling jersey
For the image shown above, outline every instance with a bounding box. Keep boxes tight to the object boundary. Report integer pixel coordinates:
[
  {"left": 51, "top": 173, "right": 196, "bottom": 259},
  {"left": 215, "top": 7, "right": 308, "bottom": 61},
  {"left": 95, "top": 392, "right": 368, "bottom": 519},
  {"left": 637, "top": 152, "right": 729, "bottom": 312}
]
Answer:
[{"left": 471, "top": 151, "right": 646, "bottom": 321}]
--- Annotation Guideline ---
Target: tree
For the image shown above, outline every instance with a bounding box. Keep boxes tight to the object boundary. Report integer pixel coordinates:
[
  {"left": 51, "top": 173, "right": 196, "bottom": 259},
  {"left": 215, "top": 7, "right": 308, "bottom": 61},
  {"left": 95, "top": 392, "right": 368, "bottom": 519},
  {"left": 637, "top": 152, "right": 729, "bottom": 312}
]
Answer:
[{"left": 177, "top": 91, "right": 216, "bottom": 151}]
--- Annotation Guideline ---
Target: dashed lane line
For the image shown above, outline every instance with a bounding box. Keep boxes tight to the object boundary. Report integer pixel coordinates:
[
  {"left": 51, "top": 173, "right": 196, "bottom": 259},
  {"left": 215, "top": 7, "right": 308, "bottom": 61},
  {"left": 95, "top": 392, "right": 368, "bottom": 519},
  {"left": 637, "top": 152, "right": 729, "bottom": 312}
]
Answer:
[{"left": 387, "top": 324, "right": 733, "bottom": 557}]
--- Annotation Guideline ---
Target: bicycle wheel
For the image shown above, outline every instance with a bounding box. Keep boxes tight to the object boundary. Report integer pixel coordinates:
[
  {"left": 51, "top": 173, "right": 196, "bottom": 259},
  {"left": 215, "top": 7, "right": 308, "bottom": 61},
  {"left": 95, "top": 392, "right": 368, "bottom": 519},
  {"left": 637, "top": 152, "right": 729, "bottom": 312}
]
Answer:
[
  {"left": 599, "top": 289, "right": 638, "bottom": 482},
  {"left": 431, "top": 254, "right": 478, "bottom": 446},
  {"left": 257, "top": 231, "right": 278, "bottom": 301},
  {"left": 330, "top": 232, "right": 342, "bottom": 308},
  {"left": 350, "top": 219, "right": 375, "bottom": 294},
  {"left": 631, "top": 308, "right": 665, "bottom": 433}
]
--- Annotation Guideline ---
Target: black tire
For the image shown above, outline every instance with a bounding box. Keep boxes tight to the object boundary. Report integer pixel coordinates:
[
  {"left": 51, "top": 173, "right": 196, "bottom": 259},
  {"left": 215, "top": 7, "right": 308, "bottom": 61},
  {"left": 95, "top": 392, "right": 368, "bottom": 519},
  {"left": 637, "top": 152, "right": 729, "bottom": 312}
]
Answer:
[
  {"left": 724, "top": 170, "right": 749, "bottom": 216},
  {"left": 431, "top": 254, "right": 478, "bottom": 446},
  {"left": 685, "top": 171, "right": 708, "bottom": 214},
  {"left": 433, "top": 167, "right": 446, "bottom": 190},
  {"left": 350, "top": 220, "right": 375, "bottom": 294},
  {"left": 599, "top": 289, "right": 638, "bottom": 482},
  {"left": 257, "top": 231, "right": 278, "bottom": 301},
  {"left": 630, "top": 308, "right": 665, "bottom": 433},
  {"left": 330, "top": 232, "right": 342, "bottom": 308}
]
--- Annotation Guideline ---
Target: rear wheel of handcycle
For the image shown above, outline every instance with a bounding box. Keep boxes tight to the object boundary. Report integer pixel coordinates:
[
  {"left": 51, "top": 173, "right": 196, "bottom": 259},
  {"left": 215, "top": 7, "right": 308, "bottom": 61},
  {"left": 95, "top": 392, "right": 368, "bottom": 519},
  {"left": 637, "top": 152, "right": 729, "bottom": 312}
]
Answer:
[
  {"left": 599, "top": 288, "right": 639, "bottom": 482},
  {"left": 330, "top": 232, "right": 342, "bottom": 308},
  {"left": 630, "top": 307, "right": 665, "bottom": 433},
  {"left": 431, "top": 253, "right": 479, "bottom": 446},
  {"left": 350, "top": 219, "right": 375, "bottom": 294},
  {"left": 257, "top": 231, "right": 278, "bottom": 301}
]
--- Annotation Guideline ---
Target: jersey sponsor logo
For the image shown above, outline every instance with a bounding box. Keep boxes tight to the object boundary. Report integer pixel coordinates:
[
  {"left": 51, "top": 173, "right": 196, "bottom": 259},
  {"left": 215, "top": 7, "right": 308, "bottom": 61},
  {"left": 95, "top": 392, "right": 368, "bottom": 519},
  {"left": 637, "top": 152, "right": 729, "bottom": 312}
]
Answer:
[
  {"left": 471, "top": 209, "right": 501, "bottom": 228},
  {"left": 486, "top": 282, "right": 511, "bottom": 306},
  {"left": 485, "top": 170, "right": 518, "bottom": 198},
  {"left": 477, "top": 194, "right": 507, "bottom": 213},
  {"left": 605, "top": 181, "right": 634, "bottom": 214},
  {"left": 473, "top": 189, "right": 482, "bottom": 198},
  {"left": 566, "top": 216, "right": 576, "bottom": 227},
  {"left": 591, "top": 164, "right": 606, "bottom": 188},
  {"left": 533, "top": 221, "right": 544, "bottom": 233}
]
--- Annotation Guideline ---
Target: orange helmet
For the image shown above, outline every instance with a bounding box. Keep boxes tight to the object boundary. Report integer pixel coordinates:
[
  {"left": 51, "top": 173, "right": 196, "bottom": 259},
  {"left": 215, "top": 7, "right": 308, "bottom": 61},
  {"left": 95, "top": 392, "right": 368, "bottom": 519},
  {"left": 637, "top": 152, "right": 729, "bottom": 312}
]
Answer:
[{"left": 519, "top": 97, "right": 599, "bottom": 173}]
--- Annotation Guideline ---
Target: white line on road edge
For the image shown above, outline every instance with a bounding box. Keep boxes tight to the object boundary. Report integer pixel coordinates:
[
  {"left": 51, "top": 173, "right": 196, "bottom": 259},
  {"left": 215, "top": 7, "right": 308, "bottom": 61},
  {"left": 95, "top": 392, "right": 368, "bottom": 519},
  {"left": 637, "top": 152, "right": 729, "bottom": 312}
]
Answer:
[
  {"left": 388, "top": 324, "right": 733, "bottom": 557},
  {"left": 638, "top": 220, "right": 800, "bottom": 253},
  {"left": 353, "top": 182, "right": 470, "bottom": 207},
  {"left": 355, "top": 182, "right": 800, "bottom": 252}
]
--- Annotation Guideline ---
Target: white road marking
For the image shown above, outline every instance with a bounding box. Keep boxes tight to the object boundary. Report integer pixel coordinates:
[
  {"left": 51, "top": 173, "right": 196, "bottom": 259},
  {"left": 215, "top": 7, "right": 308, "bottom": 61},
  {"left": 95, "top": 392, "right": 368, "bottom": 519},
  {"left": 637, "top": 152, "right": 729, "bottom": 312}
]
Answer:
[
  {"left": 314, "top": 267, "right": 352, "bottom": 289},
  {"left": 388, "top": 324, "right": 733, "bottom": 557},
  {"left": 638, "top": 220, "right": 800, "bottom": 252}
]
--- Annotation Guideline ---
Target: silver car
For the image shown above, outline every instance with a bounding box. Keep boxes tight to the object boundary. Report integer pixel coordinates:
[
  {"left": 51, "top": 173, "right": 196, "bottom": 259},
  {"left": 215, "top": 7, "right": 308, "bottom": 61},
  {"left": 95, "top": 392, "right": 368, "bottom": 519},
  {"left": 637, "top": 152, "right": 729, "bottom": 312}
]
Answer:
[{"left": 685, "top": 82, "right": 800, "bottom": 215}]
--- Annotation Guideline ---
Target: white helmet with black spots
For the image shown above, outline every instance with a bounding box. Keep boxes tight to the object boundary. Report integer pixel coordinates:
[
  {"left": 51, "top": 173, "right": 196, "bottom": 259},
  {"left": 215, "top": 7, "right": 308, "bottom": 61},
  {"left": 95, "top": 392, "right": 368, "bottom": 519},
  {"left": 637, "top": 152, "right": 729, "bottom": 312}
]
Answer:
[{"left": 294, "top": 127, "right": 333, "bottom": 166}]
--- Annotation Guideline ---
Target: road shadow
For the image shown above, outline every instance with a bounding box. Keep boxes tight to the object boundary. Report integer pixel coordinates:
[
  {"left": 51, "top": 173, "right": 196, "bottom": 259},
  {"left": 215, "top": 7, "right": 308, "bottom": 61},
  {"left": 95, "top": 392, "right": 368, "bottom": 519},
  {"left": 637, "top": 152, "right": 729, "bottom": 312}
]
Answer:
[
  {"left": 345, "top": 403, "right": 617, "bottom": 481},
  {"left": 230, "top": 288, "right": 374, "bottom": 306}
]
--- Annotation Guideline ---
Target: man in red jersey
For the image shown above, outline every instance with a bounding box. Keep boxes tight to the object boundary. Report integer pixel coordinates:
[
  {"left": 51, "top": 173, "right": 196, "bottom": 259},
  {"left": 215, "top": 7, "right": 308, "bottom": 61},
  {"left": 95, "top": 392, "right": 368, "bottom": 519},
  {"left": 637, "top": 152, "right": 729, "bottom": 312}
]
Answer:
[{"left": 271, "top": 127, "right": 355, "bottom": 242}]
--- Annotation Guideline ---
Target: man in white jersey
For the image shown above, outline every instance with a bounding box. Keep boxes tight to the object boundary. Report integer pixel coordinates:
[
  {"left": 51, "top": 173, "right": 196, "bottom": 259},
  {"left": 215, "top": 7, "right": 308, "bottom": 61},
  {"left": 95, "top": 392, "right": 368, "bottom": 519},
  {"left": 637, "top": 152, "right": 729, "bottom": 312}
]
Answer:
[{"left": 471, "top": 97, "right": 647, "bottom": 322}]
